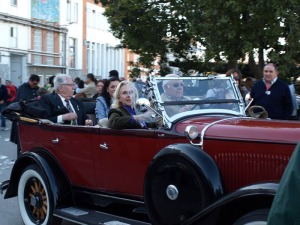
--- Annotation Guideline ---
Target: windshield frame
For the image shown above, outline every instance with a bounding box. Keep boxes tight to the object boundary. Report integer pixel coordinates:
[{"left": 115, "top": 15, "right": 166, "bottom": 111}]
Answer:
[{"left": 149, "top": 75, "right": 246, "bottom": 128}]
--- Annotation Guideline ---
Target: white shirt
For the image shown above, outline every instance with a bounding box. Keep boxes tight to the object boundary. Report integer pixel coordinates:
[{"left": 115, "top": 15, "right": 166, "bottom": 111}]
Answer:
[{"left": 57, "top": 94, "right": 76, "bottom": 123}]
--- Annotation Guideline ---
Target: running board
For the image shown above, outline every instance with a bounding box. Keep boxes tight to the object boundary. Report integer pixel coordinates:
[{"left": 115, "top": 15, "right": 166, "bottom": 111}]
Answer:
[{"left": 54, "top": 207, "right": 151, "bottom": 225}]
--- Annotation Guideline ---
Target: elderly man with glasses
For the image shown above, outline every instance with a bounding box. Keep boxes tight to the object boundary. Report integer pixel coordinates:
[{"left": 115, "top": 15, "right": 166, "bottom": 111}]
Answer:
[
  {"left": 160, "top": 74, "right": 191, "bottom": 117},
  {"left": 39, "top": 74, "right": 92, "bottom": 126}
]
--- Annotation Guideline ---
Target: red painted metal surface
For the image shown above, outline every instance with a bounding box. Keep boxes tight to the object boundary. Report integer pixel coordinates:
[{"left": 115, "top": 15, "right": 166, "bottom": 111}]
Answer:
[{"left": 18, "top": 114, "right": 300, "bottom": 197}]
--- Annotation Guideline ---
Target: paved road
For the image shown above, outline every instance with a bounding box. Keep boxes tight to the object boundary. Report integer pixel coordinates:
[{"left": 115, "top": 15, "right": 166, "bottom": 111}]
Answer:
[{"left": 0, "top": 120, "right": 76, "bottom": 225}]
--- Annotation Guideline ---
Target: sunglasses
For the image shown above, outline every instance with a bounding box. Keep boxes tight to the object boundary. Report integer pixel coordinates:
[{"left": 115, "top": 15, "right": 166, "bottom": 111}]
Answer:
[{"left": 172, "top": 83, "right": 184, "bottom": 88}]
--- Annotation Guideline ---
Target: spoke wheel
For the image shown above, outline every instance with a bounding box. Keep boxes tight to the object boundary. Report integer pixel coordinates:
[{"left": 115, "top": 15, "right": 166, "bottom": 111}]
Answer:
[{"left": 18, "top": 164, "right": 61, "bottom": 225}]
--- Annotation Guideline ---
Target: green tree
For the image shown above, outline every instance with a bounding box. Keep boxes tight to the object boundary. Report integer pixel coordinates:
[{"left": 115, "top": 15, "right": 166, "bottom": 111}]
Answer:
[{"left": 97, "top": 0, "right": 300, "bottom": 79}]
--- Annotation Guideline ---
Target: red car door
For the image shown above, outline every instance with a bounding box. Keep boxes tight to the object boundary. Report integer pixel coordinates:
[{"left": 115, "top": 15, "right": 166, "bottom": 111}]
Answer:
[
  {"left": 50, "top": 125, "right": 99, "bottom": 188},
  {"left": 95, "top": 128, "right": 158, "bottom": 197}
]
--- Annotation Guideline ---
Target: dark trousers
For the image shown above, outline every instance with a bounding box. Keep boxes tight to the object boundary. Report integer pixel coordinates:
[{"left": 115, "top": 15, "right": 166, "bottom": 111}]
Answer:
[{"left": 0, "top": 103, "right": 6, "bottom": 128}]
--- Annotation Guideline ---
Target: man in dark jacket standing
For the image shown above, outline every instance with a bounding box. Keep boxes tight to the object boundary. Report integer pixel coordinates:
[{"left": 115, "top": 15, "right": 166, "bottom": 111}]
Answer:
[
  {"left": 16, "top": 74, "right": 40, "bottom": 102},
  {"left": 0, "top": 77, "right": 9, "bottom": 130},
  {"left": 250, "top": 63, "right": 293, "bottom": 120}
]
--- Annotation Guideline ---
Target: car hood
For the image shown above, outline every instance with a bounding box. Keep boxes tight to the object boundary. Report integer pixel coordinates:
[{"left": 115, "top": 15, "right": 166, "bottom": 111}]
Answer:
[{"left": 175, "top": 116, "right": 300, "bottom": 144}]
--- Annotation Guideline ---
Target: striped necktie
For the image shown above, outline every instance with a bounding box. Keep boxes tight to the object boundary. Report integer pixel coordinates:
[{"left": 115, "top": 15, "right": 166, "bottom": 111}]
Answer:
[{"left": 65, "top": 99, "right": 77, "bottom": 125}]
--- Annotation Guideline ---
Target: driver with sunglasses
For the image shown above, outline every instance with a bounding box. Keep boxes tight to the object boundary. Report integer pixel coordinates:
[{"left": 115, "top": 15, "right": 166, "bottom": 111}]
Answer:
[{"left": 160, "top": 74, "right": 191, "bottom": 117}]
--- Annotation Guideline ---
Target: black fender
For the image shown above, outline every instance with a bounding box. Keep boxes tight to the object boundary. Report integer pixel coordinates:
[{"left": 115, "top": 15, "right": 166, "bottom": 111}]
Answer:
[
  {"left": 182, "top": 182, "right": 278, "bottom": 225},
  {"left": 147, "top": 143, "right": 225, "bottom": 198},
  {"left": 4, "top": 149, "right": 72, "bottom": 207},
  {"left": 144, "top": 143, "right": 225, "bottom": 225}
]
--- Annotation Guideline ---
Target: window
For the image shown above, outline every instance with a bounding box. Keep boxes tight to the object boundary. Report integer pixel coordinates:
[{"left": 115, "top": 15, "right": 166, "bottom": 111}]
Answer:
[
  {"left": 46, "top": 31, "right": 54, "bottom": 65},
  {"left": 91, "top": 42, "right": 95, "bottom": 73},
  {"left": 11, "top": 0, "right": 17, "bottom": 5},
  {"left": 73, "top": 2, "right": 78, "bottom": 23},
  {"left": 67, "top": 0, "right": 71, "bottom": 22},
  {"left": 67, "top": 1, "right": 78, "bottom": 23},
  {"left": 33, "top": 29, "right": 42, "bottom": 64},
  {"left": 87, "top": 8, "right": 98, "bottom": 29},
  {"left": 10, "top": 27, "right": 17, "bottom": 48},
  {"left": 86, "top": 41, "right": 90, "bottom": 71},
  {"left": 69, "top": 38, "right": 76, "bottom": 68}
]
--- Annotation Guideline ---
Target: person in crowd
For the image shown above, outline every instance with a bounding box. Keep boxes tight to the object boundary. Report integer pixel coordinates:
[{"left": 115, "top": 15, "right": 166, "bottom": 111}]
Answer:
[
  {"left": 46, "top": 75, "right": 55, "bottom": 93},
  {"left": 244, "top": 77, "right": 254, "bottom": 93},
  {"left": 93, "top": 79, "right": 105, "bottom": 99},
  {"left": 109, "top": 70, "right": 119, "bottom": 79},
  {"left": 75, "top": 79, "right": 85, "bottom": 94},
  {"left": 160, "top": 74, "right": 191, "bottom": 117},
  {"left": 36, "top": 87, "right": 49, "bottom": 99},
  {"left": 77, "top": 73, "right": 97, "bottom": 98},
  {"left": 16, "top": 74, "right": 40, "bottom": 102},
  {"left": 74, "top": 92, "right": 87, "bottom": 99},
  {"left": 74, "top": 77, "right": 81, "bottom": 87},
  {"left": 108, "top": 81, "right": 155, "bottom": 129},
  {"left": 5, "top": 80, "right": 17, "bottom": 105},
  {"left": 226, "top": 68, "right": 248, "bottom": 98},
  {"left": 0, "top": 78, "right": 9, "bottom": 131},
  {"left": 205, "top": 79, "right": 225, "bottom": 99},
  {"left": 250, "top": 63, "right": 293, "bottom": 120},
  {"left": 95, "top": 77, "right": 120, "bottom": 122},
  {"left": 10, "top": 74, "right": 40, "bottom": 156},
  {"left": 39, "top": 74, "right": 93, "bottom": 126}
]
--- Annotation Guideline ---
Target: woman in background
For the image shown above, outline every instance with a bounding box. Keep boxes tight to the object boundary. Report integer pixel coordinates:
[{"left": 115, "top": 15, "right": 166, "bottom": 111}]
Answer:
[
  {"left": 95, "top": 77, "right": 120, "bottom": 122},
  {"left": 93, "top": 79, "right": 105, "bottom": 99}
]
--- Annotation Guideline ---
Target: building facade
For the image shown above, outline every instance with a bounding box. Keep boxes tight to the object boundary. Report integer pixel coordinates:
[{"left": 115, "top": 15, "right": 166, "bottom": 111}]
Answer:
[{"left": 0, "top": 0, "right": 131, "bottom": 88}]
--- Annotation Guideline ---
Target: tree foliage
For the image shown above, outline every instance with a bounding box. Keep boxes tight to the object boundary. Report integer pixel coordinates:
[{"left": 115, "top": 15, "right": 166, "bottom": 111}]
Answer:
[{"left": 97, "top": 0, "right": 300, "bottom": 78}]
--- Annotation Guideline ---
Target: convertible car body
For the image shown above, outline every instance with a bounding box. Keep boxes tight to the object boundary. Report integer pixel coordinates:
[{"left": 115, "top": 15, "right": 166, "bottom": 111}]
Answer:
[{"left": 1, "top": 75, "right": 300, "bottom": 225}]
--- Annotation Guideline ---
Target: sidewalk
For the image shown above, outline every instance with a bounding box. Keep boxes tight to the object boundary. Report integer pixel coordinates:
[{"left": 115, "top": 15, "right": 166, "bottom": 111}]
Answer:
[{"left": 0, "top": 119, "right": 18, "bottom": 164}]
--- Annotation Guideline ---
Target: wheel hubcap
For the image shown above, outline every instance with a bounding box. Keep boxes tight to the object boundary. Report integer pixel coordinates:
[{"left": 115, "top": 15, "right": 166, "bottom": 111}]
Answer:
[
  {"left": 166, "top": 184, "right": 179, "bottom": 200},
  {"left": 25, "top": 178, "right": 48, "bottom": 221},
  {"left": 30, "top": 193, "right": 43, "bottom": 208}
]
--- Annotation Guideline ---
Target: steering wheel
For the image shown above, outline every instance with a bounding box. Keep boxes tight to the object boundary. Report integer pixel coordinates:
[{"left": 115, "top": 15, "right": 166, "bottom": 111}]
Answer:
[{"left": 248, "top": 105, "right": 268, "bottom": 119}]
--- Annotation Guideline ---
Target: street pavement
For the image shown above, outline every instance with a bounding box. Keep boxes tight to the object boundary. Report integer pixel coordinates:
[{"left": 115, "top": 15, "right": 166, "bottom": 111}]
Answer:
[{"left": 0, "top": 120, "right": 24, "bottom": 225}]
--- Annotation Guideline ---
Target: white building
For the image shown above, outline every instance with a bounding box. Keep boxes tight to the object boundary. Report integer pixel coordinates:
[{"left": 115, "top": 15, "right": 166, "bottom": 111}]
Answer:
[
  {"left": 0, "top": 0, "right": 32, "bottom": 86},
  {"left": 0, "top": 0, "right": 128, "bottom": 88}
]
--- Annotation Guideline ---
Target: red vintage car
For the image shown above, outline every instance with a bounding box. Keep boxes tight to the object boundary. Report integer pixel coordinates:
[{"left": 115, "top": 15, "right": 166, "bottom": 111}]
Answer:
[{"left": 1, "top": 75, "right": 300, "bottom": 225}]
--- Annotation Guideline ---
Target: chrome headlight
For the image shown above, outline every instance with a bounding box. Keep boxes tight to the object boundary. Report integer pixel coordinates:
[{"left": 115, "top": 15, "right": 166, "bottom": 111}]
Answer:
[{"left": 184, "top": 125, "right": 199, "bottom": 140}]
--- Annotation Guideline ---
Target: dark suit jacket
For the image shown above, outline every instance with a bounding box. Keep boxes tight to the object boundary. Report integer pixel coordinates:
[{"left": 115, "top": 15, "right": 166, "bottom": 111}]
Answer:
[
  {"left": 108, "top": 106, "right": 157, "bottom": 130},
  {"left": 39, "top": 93, "right": 88, "bottom": 125}
]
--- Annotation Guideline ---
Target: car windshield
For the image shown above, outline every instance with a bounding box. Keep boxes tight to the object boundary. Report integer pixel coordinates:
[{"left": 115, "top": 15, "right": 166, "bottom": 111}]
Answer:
[{"left": 150, "top": 75, "right": 246, "bottom": 123}]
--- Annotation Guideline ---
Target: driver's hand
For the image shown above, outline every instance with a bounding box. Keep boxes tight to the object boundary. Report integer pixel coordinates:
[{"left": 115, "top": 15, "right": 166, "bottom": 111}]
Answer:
[{"left": 180, "top": 105, "right": 191, "bottom": 112}]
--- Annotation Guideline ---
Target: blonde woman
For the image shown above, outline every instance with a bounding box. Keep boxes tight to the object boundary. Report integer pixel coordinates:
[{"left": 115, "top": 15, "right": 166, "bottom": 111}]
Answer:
[{"left": 108, "top": 81, "right": 155, "bottom": 129}]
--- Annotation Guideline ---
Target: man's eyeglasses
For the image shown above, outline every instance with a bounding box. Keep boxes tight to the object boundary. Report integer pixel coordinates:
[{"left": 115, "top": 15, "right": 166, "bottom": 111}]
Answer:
[
  {"left": 62, "top": 83, "right": 75, "bottom": 87},
  {"left": 172, "top": 83, "right": 184, "bottom": 88}
]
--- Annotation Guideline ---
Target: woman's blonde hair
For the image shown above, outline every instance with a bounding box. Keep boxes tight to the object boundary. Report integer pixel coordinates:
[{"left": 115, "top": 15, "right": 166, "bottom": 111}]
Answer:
[{"left": 112, "top": 80, "right": 138, "bottom": 108}]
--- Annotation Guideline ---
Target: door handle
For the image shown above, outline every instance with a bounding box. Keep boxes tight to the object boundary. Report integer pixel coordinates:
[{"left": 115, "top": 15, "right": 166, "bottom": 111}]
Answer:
[
  {"left": 158, "top": 134, "right": 165, "bottom": 137},
  {"left": 52, "top": 138, "right": 59, "bottom": 144},
  {"left": 99, "top": 143, "right": 108, "bottom": 150}
]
